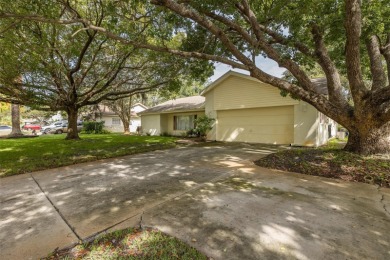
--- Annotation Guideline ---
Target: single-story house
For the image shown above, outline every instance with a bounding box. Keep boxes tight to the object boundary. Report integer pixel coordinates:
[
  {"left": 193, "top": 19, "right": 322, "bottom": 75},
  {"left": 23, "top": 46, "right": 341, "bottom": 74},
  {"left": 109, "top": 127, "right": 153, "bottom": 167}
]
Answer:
[
  {"left": 98, "top": 103, "right": 147, "bottom": 133},
  {"left": 140, "top": 96, "right": 205, "bottom": 136},
  {"left": 140, "top": 71, "right": 337, "bottom": 146}
]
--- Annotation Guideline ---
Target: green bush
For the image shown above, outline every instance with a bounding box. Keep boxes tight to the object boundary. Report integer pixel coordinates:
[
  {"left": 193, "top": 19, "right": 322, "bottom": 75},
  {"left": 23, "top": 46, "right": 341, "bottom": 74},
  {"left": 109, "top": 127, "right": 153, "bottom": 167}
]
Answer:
[
  {"left": 160, "top": 132, "right": 170, "bottom": 137},
  {"left": 83, "top": 121, "right": 106, "bottom": 134},
  {"left": 186, "top": 128, "right": 200, "bottom": 137},
  {"left": 194, "top": 115, "right": 215, "bottom": 137}
]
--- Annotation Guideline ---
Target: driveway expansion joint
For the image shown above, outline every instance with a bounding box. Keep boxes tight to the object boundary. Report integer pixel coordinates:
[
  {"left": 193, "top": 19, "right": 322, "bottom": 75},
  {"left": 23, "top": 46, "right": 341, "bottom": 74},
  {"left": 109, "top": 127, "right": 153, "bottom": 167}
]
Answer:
[
  {"left": 30, "top": 173, "right": 82, "bottom": 241},
  {"left": 139, "top": 211, "right": 144, "bottom": 230}
]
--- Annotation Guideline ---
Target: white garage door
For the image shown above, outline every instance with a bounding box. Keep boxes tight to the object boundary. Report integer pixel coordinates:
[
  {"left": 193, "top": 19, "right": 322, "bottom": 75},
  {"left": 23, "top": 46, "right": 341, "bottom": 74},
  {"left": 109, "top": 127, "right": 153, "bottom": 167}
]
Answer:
[{"left": 217, "top": 106, "right": 294, "bottom": 144}]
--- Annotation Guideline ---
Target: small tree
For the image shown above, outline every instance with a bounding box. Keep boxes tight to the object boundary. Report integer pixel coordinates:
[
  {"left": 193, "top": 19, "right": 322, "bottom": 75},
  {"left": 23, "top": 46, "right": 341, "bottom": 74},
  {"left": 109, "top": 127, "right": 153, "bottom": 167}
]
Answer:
[{"left": 194, "top": 115, "right": 215, "bottom": 138}]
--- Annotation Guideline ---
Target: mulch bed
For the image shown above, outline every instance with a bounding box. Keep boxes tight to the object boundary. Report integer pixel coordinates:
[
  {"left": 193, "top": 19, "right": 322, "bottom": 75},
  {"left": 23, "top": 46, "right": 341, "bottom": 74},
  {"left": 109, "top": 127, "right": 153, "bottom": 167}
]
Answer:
[{"left": 254, "top": 148, "right": 390, "bottom": 188}]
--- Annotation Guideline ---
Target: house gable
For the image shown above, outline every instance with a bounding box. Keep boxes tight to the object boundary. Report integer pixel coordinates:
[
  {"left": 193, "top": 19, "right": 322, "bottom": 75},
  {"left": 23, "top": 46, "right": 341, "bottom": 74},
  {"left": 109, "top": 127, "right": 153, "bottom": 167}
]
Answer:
[
  {"left": 204, "top": 71, "right": 299, "bottom": 111},
  {"left": 132, "top": 103, "right": 148, "bottom": 113}
]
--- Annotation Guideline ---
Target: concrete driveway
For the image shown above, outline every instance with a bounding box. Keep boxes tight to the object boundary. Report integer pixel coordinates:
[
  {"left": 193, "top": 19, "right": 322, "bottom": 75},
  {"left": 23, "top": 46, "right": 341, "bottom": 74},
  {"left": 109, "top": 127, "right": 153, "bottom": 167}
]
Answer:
[{"left": 1, "top": 143, "right": 389, "bottom": 259}]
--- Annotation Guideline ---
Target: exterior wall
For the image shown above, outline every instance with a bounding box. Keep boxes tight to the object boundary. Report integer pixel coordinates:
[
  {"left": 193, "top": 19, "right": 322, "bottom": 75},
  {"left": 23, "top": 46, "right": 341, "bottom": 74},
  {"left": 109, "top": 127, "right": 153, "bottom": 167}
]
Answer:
[
  {"left": 160, "top": 114, "right": 169, "bottom": 134},
  {"left": 213, "top": 76, "right": 299, "bottom": 110},
  {"left": 204, "top": 90, "right": 217, "bottom": 140},
  {"left": 293, "top": 102, "right": 338, "bottom": 147},
  {"left": 130, "top": 117, "right": 141, "bottom": 133},
  {"left": 100, "top": 115, "right": 141, "bottom": 133},
  {"left": 141, "top": 114, "right": 161, "bottom": 135},
  {"left": 141, "top": 111, "right": 205, "bottom": 136},
  {"left": 293, "top": 102, "right": 319, "bottom": 146},
  {"left": 317, "top": 113, "right": 337, "bottom": 146},
  {"left": 100, "top": 115, "right": 123, "bottom": 132},
  {"left": 216, "top": 106, "right": 294, "bottom": 144},
  {"left": 166, "top": 111, "right": 205, "bottom": 136}
]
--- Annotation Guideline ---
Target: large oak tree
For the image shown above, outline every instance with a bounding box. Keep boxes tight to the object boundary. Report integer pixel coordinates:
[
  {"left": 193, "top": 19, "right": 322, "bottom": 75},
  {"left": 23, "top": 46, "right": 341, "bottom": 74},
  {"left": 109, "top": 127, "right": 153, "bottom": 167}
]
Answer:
[{"left": 0, "top": 1, "right": 212, "bottom": 139}]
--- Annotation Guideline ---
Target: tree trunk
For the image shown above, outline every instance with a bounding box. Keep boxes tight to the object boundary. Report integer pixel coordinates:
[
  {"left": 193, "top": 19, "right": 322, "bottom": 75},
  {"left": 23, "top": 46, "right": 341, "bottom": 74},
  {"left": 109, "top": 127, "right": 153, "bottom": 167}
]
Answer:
[
  {"left": 123, "top": 119, "right": 130, "bottom": 135},
  {"left": 9, "top": 104, "right": 23, "bottom": 137},
  {"left": 124, "top": 96, "right": 132, "bottom": 135},
  {"left": 65, "top": 107, "right": 80, "bottom": 140},
  {"left": 344, "top": 122, "right": 390, "bottom": 155}
]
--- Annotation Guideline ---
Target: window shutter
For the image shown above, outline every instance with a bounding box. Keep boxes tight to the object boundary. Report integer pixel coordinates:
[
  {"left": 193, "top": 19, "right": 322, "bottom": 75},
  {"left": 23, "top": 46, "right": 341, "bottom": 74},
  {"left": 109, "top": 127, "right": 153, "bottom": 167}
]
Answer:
[{"left": 173, "top": 116, "right": 177, "bottom": 130}]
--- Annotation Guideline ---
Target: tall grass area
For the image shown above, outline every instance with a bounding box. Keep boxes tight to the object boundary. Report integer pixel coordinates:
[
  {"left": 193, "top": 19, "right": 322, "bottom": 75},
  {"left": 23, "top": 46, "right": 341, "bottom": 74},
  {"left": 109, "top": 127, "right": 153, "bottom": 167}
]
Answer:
[
  {"left": 46, "top": 228, "right": 207, "bottom": 259},
  {"left": 0, "top": 134, "right": 176, "bottom": 177}
]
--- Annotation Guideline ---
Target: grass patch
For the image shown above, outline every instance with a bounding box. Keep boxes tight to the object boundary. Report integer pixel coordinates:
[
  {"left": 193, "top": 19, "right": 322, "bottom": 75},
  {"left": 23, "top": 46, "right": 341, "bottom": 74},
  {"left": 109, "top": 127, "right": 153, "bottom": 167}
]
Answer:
[
  {"left": 255, "top": 140, "right": 390, "bottom": 188},
  {"left": 0, "top": 134, "right": 176, "bottom": 177},
  {"left": 46, "top": 228, "right": 207, "bottom": 260}
]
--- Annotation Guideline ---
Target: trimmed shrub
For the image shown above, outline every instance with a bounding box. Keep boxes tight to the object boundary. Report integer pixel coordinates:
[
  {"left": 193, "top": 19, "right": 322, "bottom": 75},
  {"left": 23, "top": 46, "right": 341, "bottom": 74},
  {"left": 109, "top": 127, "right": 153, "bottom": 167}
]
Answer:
[{"left": 83, "top": 121, "right": 105, "bottom": 134}]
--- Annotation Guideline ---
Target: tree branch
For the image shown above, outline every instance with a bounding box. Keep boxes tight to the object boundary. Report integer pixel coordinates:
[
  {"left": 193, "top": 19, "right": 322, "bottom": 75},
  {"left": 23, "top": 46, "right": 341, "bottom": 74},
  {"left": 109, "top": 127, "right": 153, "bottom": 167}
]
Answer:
[
  {"left": 84, "top": 81, "right": 167, "bottom": 105},
  {"left": 234, "top": 1, "right": 317, "bottom": 94},
  {"left": 311, "top": 24, "right": 348, "bottom": 106},
  {"left": 344, "top": 0, "right": 367, "bottom": 105},
  {"left": 366, "top": 35, "right": 387, "bottom": 90},
  {"left": 380, "top": 33, "right": 390, "bottom": 85}
]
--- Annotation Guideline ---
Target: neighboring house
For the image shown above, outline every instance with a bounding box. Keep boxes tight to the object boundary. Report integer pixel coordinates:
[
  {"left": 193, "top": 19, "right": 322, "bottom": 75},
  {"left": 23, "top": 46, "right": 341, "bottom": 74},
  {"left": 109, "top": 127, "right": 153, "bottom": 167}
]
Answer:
[
  {"left": 99, "top": 103, "right": 147, "bottom": 133},
  {"left": 141, "top": 71, "right": 337, "bottom": 146}
]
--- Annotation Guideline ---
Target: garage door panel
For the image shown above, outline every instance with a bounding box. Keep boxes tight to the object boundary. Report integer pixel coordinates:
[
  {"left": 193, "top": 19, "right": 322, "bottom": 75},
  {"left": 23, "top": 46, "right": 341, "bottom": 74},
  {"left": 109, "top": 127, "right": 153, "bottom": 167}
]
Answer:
[
  {"left": 219, "top": 115, "right": 294, "bottom": 125},
  {"left": 217, "top": 106, "right": 294, "bottom": 144},
  {"left": 217, "top": 125, "right": 292, "bottom": 135},
  {"left": 218, "top": 106, "right": 294, "bottom": 117}
]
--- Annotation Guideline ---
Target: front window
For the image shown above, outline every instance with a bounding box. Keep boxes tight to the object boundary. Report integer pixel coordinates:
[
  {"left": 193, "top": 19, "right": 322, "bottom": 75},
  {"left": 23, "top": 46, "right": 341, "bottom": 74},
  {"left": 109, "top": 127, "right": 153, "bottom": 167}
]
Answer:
[
  {"left": 112, "top": 118, "right": 121, "bottom": 125},
  {"left": 174, "top": 115, "right": 197, "bottom": 131}
]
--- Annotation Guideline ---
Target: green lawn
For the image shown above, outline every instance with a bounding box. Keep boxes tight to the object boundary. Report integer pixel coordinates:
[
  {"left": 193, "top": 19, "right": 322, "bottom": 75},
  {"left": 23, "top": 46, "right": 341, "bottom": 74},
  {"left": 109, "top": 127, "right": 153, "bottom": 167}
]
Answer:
[
  {"left": 46, "top": 227, "right": 207, "bottom": 259},
  {"left": 0, "top": 134, "right": 176, "bottom": 177}
]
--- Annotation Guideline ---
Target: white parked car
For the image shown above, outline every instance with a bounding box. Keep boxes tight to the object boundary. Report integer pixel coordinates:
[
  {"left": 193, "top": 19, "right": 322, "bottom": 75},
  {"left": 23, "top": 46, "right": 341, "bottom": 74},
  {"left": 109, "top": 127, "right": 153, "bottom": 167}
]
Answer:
[
  {"left": 41, "top": 121, "right": 67, "bottom": 134},
  {"left": 0, "top": 125, "right": 12, "bottom": 136},
  {"left": 41, "top": 121, "right": 83, "bottom": 134}
]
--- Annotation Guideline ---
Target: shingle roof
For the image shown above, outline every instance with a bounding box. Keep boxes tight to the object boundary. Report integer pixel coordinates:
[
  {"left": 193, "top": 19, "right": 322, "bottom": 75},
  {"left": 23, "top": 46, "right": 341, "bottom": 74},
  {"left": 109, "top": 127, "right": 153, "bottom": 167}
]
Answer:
[
  {"left": 98, "top": 105, "right": 139, "bottom": 117},
  {"left": 311, "top": 78, "right": 328, "bottom": 95},
  {"left": 140, "top": 96, "right": 205, "bottom": 115}
]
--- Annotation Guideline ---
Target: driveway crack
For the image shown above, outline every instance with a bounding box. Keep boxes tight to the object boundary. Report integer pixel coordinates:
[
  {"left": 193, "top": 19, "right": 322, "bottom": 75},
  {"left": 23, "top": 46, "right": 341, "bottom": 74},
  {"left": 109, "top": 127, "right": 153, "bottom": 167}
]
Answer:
[
  {"left": 139, "top": 211, "right": 144, "bottom": 230},
  {"left": 30, "top": 174, "right": 82, "bottom": 241},
  {"left": 378, "top": 186, "right": 389, "bottom": 216}
]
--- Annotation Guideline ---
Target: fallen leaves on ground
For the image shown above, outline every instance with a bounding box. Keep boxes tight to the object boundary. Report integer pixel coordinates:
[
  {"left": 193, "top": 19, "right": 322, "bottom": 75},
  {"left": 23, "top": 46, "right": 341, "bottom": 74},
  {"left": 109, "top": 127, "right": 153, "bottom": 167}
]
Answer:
[{"left": 255, "top": 148, "right": 389, "bottom": 188}]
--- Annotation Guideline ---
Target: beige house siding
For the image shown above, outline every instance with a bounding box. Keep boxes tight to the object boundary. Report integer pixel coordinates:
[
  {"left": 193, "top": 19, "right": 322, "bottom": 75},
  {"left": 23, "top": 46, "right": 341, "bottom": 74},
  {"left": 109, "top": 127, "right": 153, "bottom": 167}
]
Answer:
[
  {"left": 100, "top": 115, "right": 141, "bottom": 133},
  {"left": 141, "top": 114, "right": 161, "bottom": 135},
  {"left": 213, "top": 76, "right": 299, "bottom": 110},
  {"left": 204, "top": 90, "right": 217, "bottom": 140},
  {"left": 317, "top": 113, "right": 335, "bottom": 146},
  {"left": 293, "top": 102, "right": 338, "bottom": 147},
  {"left": 160, "top": 114, "right": 168, "bottom": 135},
  {"left": 100, "top": 115, "right": 123, "bottom": 132},
  {"left": 293, "top": 102, "right": 319, "bottom": 146},
  {"left": 216, "top": 106, "right": 294, "bottom": 144}
]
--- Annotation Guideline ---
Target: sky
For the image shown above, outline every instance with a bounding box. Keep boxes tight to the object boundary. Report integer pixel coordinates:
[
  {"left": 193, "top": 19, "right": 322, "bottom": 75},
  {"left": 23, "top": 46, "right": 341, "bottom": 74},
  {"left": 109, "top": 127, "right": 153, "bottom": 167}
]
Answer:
[{"left": 208, "top": 56, "right": 286, "bottom": 82}]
